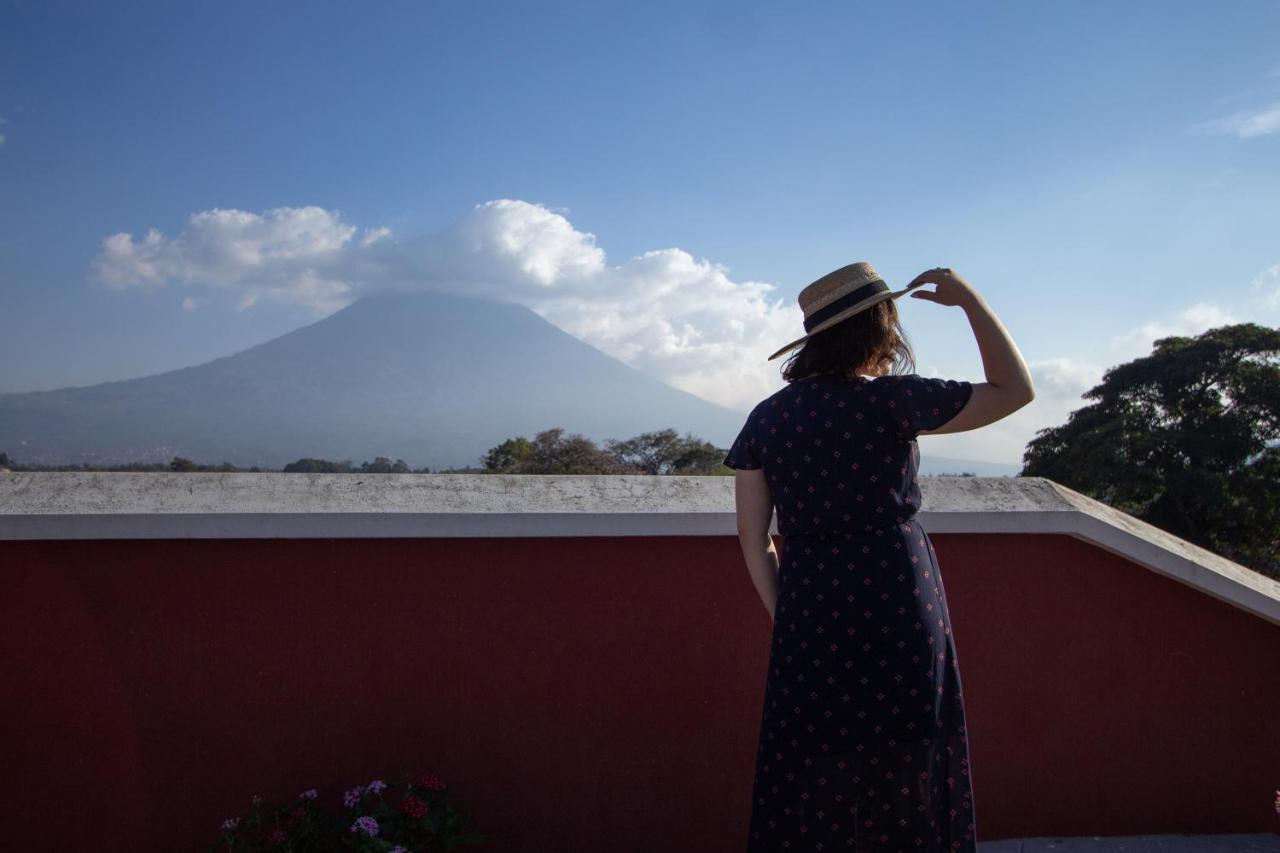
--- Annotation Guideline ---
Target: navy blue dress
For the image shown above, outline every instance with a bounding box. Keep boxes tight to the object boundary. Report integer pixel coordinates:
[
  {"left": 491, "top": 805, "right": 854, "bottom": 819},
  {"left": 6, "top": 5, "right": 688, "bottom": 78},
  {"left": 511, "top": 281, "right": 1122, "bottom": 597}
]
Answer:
[{"left": 724, "top": 372, "right": 977, "bottom": 853}]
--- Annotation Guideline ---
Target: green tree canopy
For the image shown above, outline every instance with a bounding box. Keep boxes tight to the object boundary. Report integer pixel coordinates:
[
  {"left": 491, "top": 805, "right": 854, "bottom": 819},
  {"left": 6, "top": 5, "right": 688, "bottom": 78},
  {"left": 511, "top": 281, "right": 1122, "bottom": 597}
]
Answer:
[
  {"left": 481, "top": 436, "right": 534, "bottom": 473},
  {"left": 605, "top": 429, "right": 728, "bottom": 475},
  {"left": 482, "top": 427, "right": 638, "bottom": 474},
  {"left": 480, "top": 427, "right": 734, "bottom": 475},
  {"left": 282, "top": 458, "right": 354, "bottom": 473},
  {"left": 1023, "top": 322, "right": 1280, "bottom": 579},
  {"left": 359, "top": 456, "right": 411, "bottom": 473}
]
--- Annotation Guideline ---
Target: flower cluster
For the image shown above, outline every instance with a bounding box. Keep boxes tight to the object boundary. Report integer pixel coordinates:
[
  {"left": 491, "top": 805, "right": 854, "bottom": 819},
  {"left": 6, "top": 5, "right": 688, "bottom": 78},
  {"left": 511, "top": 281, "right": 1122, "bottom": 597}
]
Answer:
[
  {"left": 211, "top": 773, "right": 485, "bottom": 852},
  {"left": 213, "top": 789, "right": 324, "bottom": 851},
  {"left": 398, "top": 795, "right": 428, "bottom": 818},
  {"left": 350, "top": 815, "right": 380, "bottom": 837},
  {"left": 344, "top": 779, "right": 388, "bottom": 809}
]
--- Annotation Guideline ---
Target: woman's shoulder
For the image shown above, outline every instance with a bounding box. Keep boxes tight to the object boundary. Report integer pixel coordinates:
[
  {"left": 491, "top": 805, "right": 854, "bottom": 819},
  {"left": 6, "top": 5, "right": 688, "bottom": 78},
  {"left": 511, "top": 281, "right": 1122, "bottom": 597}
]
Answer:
[
  {"left": 869, "top": 372, "right": 966, "bottom": 392},
  {"left": 740, "top": 381, "right": 808, "bottom": 427}
]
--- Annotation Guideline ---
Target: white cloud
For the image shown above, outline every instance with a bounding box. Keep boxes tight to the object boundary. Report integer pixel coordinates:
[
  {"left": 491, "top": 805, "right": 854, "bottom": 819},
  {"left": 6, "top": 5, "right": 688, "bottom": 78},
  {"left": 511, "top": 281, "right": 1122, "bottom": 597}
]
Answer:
[
  {"left": 1251, "top": 263, "right": 1280, "bottom": 309},
  {"left": 1111, "top": 301, "right": 1240, "bottom": 354},
  {"left": 91, "top": 199, "right": 800, "bottom": 410},
  {"left": 181, "top": 296, "right": 199, "bottom": 312},
  {"left": 92, "top": 206, "right": 386, "bottom": 313},
  {"left": 1189, "top": 101, "right": 1280, "bottom": 138},
  {"left": 1025, "top": 356, "right": 1105, "bottom": 400},
  {"left": 945, "top": 355, "right": 1105, "bottom": 467}
]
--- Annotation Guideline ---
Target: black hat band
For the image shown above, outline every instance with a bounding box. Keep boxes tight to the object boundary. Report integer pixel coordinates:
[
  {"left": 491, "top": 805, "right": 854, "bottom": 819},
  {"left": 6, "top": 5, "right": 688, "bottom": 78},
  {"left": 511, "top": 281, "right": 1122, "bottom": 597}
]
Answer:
[{"left": 802, "top": 280, "right": 888, "bottom": 333}]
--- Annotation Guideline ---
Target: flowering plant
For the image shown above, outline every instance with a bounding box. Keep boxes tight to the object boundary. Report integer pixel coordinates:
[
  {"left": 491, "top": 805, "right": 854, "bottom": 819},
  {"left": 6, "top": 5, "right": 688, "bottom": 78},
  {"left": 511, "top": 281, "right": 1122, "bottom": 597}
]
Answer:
[
  {"left": 210, "top": 774, "right": 485, "bottom": 852},
  {"left": 212, "top": 788, "right": 329, "bottom": 851}
]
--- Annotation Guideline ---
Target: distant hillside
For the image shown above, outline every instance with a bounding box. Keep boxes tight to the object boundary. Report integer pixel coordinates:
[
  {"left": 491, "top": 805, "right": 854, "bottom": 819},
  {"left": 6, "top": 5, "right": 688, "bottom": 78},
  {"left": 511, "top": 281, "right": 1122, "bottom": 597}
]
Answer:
[
  {"left": 0, "top": 291, "right": 751, "bottom": 469},
  {"left": 917, "top": 455, "right": 1022, "bottom": 477}
]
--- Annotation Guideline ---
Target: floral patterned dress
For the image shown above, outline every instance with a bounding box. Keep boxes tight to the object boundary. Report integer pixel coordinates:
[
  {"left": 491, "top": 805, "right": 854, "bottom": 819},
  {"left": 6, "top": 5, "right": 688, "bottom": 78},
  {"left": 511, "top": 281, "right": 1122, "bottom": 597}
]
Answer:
[{"left": 724, "top": 372, "right": 978, "bottom": 852}]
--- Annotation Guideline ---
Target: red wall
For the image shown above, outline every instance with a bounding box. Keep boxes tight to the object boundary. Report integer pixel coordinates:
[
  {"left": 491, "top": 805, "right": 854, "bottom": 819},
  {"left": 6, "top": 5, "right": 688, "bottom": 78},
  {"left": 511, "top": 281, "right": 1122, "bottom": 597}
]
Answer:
[{"left": 1, "top": 534, "right": 1277, "bottom": 851}]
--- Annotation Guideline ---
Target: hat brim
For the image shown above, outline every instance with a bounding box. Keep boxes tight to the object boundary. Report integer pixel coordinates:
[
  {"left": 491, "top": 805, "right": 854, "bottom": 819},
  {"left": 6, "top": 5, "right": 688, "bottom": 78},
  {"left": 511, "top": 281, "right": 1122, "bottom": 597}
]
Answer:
[{"left": 766, "top": 282, "right": 922, "bottom": 361}]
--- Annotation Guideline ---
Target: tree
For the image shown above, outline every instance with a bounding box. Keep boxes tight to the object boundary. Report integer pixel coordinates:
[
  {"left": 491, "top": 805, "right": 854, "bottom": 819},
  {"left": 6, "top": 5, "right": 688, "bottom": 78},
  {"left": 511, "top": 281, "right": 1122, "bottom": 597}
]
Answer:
[
  {"left": 670, "top": 436, "right": 730, "bottom": 474},
  {"left": 482, "top": 436, "right": 534, "bottom": 473},
  {"left": 1022, "top": 323, "right": 1280, "bottom": 579},
  {"left": 606, "top": 429, "right": 728, "bottom": 475},
  {"left": 481, "top": 428, "right": 637, "bottom": 474},
  {"left": 282, "top": 458, "right": 354, "bottom": 473},
  {"left": 359, "top": 456, "right": 411, "bottom": 473},
  {"left": 169, "top": 456, "right": 199, "bottom": 472}
]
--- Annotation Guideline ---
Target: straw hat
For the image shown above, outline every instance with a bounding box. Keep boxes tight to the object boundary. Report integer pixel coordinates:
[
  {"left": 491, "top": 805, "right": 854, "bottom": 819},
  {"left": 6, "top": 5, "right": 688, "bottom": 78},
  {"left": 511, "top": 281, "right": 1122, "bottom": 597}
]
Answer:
[{"left": 767, "top": 261, "right": 927, "bottom": 361}]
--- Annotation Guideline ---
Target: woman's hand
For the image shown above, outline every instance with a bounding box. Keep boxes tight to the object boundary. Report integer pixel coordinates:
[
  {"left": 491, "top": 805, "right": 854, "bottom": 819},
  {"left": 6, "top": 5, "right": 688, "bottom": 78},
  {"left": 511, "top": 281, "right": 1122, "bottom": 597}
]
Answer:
[{"left": 903, "top": 267, "right": 977, "bottom": 308}]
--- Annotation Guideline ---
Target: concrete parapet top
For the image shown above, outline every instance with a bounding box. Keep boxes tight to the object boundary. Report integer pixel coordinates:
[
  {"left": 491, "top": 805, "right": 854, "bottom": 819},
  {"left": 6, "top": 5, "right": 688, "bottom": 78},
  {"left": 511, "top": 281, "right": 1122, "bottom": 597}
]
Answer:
[{"left": 2, "top": 472, "right": 1278, "bottom": 625}]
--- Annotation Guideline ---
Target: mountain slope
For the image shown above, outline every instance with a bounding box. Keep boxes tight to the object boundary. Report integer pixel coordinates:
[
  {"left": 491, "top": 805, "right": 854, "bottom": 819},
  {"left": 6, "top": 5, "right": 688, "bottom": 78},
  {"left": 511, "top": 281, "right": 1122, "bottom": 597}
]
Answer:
[{"left": 0, "top": 290, "right": 750, "bottom": 469}]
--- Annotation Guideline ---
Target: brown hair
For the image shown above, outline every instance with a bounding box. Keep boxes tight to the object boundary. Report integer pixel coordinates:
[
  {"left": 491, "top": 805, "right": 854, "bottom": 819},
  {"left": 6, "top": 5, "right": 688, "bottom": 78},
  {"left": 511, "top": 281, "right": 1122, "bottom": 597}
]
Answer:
[{"left": 779, "top": 297, "right": 917, "bottom": 383}]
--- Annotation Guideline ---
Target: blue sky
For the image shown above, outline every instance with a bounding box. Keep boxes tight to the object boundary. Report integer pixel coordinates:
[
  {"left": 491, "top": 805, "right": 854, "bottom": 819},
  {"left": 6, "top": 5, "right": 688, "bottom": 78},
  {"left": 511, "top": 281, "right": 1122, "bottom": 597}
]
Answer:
[{"left": 2, "top": 0, "right": 1278, "bottom": 464}]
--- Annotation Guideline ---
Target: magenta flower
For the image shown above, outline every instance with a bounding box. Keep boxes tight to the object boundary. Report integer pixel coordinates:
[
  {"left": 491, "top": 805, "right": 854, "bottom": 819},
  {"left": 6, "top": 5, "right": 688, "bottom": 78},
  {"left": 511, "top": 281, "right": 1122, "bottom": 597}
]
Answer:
[
  {"left": 299, "top": 788, "right": 318, "bottom": 800},
  {"left": 220, "top": 817, "right": 240, "bottom": 832}
]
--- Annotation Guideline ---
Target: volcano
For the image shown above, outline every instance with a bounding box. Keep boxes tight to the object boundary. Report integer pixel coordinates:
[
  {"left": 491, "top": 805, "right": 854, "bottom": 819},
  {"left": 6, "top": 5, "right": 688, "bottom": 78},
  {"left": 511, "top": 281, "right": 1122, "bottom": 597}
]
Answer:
[{"left": 0, "top": 290, "right": 751, "bottom": 469}]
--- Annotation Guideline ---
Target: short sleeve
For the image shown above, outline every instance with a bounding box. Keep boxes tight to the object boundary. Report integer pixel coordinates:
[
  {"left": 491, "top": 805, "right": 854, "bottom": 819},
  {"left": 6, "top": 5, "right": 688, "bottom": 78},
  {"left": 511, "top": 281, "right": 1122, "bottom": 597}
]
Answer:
[
  {"left": 887, "top": 374, "right": 973, "bottom": 440},
  {"left": 723, "top": 413, "right": 763, "bottom": 470}
]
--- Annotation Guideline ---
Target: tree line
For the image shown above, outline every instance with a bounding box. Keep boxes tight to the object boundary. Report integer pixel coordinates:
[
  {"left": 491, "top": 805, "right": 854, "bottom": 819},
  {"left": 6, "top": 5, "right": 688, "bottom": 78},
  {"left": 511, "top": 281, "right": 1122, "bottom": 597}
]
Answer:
[{"left": 0, "top": 427, "right": 734, "bottom": 476}]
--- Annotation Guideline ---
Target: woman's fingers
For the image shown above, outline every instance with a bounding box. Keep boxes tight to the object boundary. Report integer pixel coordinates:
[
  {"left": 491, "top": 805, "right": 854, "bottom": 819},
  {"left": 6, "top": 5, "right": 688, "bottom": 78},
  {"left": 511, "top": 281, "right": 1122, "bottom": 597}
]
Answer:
[{"left": 907, "top": 269, "right": 948, "bottom": 287}]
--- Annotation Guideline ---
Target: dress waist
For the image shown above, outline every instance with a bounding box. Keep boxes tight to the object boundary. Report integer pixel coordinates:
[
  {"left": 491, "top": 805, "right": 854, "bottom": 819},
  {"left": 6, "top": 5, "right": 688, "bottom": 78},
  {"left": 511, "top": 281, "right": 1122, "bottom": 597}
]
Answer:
[{"left": 785, "top": 518, "right": 918, "bottom": 539}]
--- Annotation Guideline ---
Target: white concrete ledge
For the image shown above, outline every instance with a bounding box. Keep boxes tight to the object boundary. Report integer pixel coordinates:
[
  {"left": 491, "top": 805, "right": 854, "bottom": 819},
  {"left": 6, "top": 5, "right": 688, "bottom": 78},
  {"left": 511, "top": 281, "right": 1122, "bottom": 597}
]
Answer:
[{"left": 2, "top": 472, "right": 1278, "bottom": 626}]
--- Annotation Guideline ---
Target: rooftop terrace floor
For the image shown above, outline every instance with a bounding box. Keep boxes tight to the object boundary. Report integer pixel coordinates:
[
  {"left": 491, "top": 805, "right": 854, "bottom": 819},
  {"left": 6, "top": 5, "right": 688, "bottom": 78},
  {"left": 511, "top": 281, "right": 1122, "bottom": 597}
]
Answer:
[{"left": 983, "top": 835, "right": 1278, "bottom": 853}]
